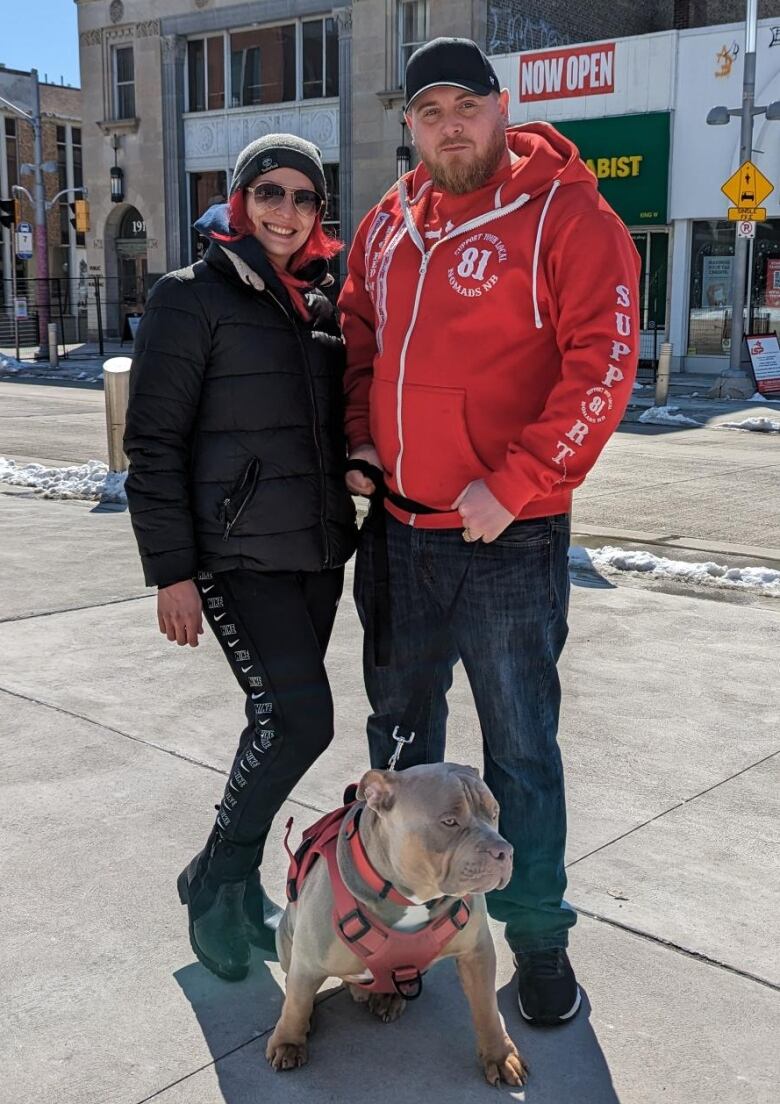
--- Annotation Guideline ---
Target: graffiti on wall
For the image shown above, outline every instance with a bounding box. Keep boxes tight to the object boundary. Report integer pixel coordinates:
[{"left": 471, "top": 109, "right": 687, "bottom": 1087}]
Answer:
[{"left": 487, "top": 2, "right": 567, "bottom": 57}]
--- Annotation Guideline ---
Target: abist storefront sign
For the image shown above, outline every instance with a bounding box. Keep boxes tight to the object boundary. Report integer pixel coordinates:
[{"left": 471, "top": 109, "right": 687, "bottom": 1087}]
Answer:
[{"left": 519, "top": 43, "right": 615, "bottom": 103}]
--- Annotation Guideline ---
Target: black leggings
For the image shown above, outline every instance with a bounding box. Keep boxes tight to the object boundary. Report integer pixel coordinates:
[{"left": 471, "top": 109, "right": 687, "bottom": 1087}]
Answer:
[{"left": 198, "top": 566, "right": 344, "bottom": 864}]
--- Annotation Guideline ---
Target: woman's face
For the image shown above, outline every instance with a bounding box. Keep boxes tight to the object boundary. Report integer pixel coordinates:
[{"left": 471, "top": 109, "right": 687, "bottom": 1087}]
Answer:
[{"left": 244, "top": 167, "right": 319, "bottom": 268}]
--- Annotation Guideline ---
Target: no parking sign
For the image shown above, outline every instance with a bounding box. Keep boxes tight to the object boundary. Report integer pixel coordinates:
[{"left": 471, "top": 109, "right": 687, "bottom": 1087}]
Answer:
[{"left": 737, "top": 221, "right": 756, "bottom": 239}]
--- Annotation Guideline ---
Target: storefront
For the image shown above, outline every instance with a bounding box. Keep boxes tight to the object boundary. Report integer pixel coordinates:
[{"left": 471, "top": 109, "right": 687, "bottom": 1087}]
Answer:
[{"left": 670, "top": 19, "right": 780, "bottom": 372}]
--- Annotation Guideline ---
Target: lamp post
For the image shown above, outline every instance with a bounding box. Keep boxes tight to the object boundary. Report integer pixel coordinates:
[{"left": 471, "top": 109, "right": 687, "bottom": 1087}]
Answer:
[{"left": 707, "top": 1, "right": 780, "bottom": 374}]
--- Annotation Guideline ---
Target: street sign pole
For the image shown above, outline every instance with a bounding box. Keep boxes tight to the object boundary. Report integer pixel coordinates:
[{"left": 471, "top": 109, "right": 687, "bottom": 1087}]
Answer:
[
  {"left": 11, "top": 221, "right": 19, "bottom": 361},
  {"left": 729, "top": 0, "right": 758, "bottom": 375}
]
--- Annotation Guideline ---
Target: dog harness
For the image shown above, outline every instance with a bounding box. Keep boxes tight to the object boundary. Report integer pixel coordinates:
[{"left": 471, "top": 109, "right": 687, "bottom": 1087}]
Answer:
[{"left": 284, "top": 799, "right": 472, "bottom": 1000}]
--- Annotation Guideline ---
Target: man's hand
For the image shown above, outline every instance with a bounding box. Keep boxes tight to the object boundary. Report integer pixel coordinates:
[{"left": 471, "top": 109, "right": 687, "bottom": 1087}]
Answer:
[
  {"left": 452, "top": 481, "right": 515, "bottom": 543},
  {"left": 346, "top": 444, "right": 382, "bottom": 496},
  {"left": 157, "top": 579, "right": 204, "bottom": 647}
]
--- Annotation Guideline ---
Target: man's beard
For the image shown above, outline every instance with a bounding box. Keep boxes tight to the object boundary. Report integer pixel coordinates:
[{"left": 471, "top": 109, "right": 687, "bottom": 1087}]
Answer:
[{"left": 424, "top": 123, "right": 508, "bottom": 195}]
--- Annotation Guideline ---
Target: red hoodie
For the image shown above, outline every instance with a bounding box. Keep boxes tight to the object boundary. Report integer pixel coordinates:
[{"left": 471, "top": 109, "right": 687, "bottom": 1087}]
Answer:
[{"left": 339, "top": 122, "right": 641, "bottom": 528}]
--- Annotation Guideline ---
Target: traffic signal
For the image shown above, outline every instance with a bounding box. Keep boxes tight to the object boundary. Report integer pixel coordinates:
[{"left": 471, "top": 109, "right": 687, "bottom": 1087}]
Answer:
[
  {"left": 0, "top": 198, "right": 15, "bottom": 229},
  {"left": 75, "top": 199, "right": 89, "bottom": 233},
  {"left": 69, "top": 199, "right": 90, "bottom": 232}
]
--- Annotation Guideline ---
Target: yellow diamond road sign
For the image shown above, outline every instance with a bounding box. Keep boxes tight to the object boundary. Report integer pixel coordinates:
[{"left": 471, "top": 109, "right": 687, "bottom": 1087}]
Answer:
[{"left": 721, "top": 160, "right": 774, "bottom": 210}]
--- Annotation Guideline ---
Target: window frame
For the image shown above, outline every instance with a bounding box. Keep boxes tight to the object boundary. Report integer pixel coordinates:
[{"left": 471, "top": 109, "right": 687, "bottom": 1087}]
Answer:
[
  {"left": 184, "top": 21, "right": 340, "bottom": 113},
  {"left": 112, "top": 44, "right": 136, "bottom": 121},
  {"left": 397, "top": 0, "right": 428, "bottom": 87},
  {"left": 185, "top": 34, "right": 227, "bottom": 113}
]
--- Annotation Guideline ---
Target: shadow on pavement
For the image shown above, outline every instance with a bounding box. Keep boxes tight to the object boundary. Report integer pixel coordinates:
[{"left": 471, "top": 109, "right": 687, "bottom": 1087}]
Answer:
[{"left": 174, "top": 954, "right": 284, "bottom": 1095}]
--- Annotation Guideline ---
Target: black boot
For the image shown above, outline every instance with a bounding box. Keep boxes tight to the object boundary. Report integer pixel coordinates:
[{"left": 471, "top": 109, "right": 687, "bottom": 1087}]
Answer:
[
  {"left": 243, "top": 871, "right": 284, "bottom": 956},
  {"left": 177, "top": 832, "right": 260, "bottom": 982}
]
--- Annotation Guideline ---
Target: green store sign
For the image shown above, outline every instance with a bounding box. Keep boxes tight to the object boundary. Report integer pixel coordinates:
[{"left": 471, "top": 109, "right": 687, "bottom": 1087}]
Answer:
[{"left": 555, "top": 112, "right": 670, "bottom": 226}]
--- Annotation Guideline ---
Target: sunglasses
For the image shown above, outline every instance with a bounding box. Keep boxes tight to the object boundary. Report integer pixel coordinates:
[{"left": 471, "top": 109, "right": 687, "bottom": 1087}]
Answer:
[{"left": 246, "top": 182, "right": 323, "bottom": 217}]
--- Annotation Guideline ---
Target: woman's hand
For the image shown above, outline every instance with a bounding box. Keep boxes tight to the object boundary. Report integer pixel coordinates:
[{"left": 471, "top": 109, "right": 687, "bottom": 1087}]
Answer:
[
  {"left": 346, "top": 444, "right": 382, "bottom": 496},
  {"left": 157, "top": 580, "right": 204, "bottom": 647}
]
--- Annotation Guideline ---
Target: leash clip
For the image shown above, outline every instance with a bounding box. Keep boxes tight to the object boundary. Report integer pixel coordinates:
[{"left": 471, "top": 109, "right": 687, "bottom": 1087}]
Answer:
[{"left": 387, "top": 725, "right": 415, "bottom": 771}]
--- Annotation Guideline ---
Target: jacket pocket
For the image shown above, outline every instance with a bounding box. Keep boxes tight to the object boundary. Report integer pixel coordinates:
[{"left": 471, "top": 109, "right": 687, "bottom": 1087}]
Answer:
[
  {"left": 218, "top": 457, "right": 261, "bottom": 541},
  {"left": 372, "top": 380, "right": 489, "bottom": 509}
]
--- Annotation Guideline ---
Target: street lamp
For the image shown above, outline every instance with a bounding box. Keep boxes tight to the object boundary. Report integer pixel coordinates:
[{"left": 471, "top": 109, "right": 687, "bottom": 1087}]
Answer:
[
  {"left": 396, "top": 145, "right": 411, "bottom": 179},
  {"left": 110, "top": 166, "right": 125, "bottom": 204},
  {"left": 706, "top": 0, "right": 780, "bottom": 373}
]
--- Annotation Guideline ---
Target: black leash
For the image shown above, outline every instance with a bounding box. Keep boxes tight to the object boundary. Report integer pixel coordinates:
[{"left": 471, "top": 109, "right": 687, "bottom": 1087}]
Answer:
[{"left": 345, "top": 459, "right": 478, "bottom": 770}]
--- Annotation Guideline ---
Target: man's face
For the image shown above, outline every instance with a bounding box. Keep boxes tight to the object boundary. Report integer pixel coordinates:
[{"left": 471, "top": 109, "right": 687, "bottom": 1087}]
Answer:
[{"left": 405, "top": 86, "right": 510, "bottom": 195}]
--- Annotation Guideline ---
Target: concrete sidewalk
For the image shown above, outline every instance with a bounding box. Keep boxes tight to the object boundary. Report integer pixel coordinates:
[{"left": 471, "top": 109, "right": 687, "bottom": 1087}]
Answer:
[{"left": 0, "top": 485, "right": 778, "bottom": 1104}]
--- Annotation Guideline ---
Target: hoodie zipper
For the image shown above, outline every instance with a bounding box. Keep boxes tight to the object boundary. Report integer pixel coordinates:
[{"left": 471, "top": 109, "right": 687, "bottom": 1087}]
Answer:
[{"left": 265, "top": 288, "right": 331, "bottom": 569}]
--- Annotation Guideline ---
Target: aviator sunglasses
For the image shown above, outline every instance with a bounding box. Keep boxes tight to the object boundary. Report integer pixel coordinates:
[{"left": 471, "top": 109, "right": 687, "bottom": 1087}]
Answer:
[{"left": 246, "top": 182, "right": 323, "bottom": 217}]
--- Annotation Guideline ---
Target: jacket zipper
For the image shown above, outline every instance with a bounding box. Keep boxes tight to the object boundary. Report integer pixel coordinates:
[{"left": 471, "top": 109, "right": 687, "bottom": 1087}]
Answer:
[
  {"left": 221, "top": 457, "right": 261, "bottom": 541},
  {"left": 265, "top": 289, "right": 331, "bottom": 568}
]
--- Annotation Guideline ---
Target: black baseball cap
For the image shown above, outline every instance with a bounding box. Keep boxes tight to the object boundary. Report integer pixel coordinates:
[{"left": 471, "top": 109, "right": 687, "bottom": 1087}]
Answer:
[{"left": 405, "top": 37, "right": 501, "bottom": 109}]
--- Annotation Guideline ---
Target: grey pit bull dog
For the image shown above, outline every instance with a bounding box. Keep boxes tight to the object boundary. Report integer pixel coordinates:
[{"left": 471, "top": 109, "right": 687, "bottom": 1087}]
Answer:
[{"left": 267, "top": 763, "right": 528, "bottom": 1087}]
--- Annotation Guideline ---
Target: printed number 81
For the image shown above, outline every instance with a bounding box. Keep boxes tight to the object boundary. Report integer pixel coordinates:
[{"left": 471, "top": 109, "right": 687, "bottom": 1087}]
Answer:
[{"left": 457, "top": 247, "right": 492, "bottom": 281}]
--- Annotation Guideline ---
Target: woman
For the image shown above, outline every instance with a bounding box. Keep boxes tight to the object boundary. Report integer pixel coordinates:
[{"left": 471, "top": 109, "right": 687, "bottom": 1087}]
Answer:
[{"left": 124, "top": 135, "right": 357, "bottom": 982}]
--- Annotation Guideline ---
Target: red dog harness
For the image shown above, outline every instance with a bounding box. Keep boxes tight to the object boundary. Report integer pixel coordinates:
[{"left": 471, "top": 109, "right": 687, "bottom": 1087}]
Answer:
[{"left": 284, "top": 799, "right": 471, "bottom": 1000}]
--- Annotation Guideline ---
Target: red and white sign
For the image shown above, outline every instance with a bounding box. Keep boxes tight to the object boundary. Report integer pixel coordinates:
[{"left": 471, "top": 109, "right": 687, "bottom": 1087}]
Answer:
[
  {"left": 746, "top": 333, "right": 780, "bottom": 396},
  {"left": 765, "top": 258, "right": 780, "bottom": 308},
  {"left": 519, "top": 43, "right": 616, "bottom": 103},
  {"left": 737, "top": 221, "right": 756, "bottom": 239}
]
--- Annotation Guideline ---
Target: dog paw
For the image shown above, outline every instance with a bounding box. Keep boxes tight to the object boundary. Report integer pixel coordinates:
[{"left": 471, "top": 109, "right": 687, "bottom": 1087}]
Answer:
[
  {"left": 347, "top": 983, "right": 372, "bottom": 1005},
  {"left": 480, "top": 1037, "right": 528, "bottom": 1087},
  {"left": 367, "top": 992, "right": 407, "bottom": 1023},
  {"left": 266, "top": 1038, "right": 308, "bottom": 1072}
]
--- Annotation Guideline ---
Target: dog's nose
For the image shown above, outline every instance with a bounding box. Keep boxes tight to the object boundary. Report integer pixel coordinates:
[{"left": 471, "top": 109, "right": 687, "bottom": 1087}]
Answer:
[{"left": 486, "top": 843, "right": 513, "bottom": 864}]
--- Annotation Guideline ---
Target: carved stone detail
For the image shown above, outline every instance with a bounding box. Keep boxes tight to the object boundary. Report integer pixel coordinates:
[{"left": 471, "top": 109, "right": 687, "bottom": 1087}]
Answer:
[
  {"left": 136, "top": 20, "right": 161, "bottom": 38},
  {"left": 79, "top": 29, "right": 103, "bottom": 47},
  {"left": 110, "top": 0, "right": 124, "bottom": 24}
]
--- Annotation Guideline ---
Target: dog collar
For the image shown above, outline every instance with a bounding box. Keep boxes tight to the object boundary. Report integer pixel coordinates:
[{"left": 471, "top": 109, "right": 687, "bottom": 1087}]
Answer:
[{"left": 344, "top": 806, "right": 419, "bottom": 908}]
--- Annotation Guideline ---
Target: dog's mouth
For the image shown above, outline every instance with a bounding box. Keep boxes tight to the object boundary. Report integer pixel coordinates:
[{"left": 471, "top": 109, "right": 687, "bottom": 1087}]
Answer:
[{"left": 443, "top": 866, "right": 511, "bottom": 896}]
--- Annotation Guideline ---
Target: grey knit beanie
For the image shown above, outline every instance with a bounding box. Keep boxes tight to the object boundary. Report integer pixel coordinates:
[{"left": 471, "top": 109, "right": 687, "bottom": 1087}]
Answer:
[{"left": 229, "top": 134, "right": 327, "bottom": 202}]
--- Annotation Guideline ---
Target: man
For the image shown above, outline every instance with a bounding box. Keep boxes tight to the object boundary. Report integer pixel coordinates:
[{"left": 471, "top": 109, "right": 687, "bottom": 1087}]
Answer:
[{"left": 339, "top": 37, "right": 639, "bottom": 1025}]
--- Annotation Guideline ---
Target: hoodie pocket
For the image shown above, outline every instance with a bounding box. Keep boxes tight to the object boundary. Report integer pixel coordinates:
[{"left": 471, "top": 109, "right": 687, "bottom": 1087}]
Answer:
[
  {"left": 372, "top": 380, "right": 489, "bottom": 509},
  {"left": 218, "top": 457, "right": 261, "bottom": 541}
]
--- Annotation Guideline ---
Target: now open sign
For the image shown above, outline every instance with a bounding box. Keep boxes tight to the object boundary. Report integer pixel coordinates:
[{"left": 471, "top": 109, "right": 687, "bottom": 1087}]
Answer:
[{"left": 519, "top": 43, "right": 616, "bottom": 103}]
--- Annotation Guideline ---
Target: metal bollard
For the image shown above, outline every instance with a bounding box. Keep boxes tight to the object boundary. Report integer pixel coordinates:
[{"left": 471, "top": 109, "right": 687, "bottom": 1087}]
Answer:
[
  {"left": 654, "top": 342, "right": 672, "bottom": 408},
  {"left": 48, "top": 323, "right": 59, "bottom": 367},
  {"left": 103, "top": 356, "right": 132, "bottom": 472}
]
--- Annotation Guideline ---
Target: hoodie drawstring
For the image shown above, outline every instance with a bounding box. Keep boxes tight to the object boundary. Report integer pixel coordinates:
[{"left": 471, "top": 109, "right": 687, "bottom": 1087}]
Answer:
[{"left": 532, "top": 179, "right": 561, "bottom": 330}]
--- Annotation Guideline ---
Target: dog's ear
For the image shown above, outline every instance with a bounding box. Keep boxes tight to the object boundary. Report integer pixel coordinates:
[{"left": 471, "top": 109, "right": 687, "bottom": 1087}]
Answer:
[{"left": 357, "top": 769, "right": 397, "bottom": 814}]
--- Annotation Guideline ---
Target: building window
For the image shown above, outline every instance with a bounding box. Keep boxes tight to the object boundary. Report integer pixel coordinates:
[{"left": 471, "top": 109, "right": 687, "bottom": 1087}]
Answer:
[
  {"left": 397, "top": 0, "right": 427, "bottom": 85},
  {"left": 113, "top": 46, "right": 136, "bottom": 119},
  {"left": 688, "top": 218, "right": 780, "bottom": 357},
  {"left": 187, "top": 37, "right": 226, "bottom": 112},
  {"left": 5, "top": 117, "right": 18, "bottom": 190},
  {"left": 189, "top": 170, "right": 228, "bottom": 261},
  {"left": 230, "top": 25, "right": 296, "bottom": 107},
  {"left": 302, "top": 18, "right": 339, "bottom": 99},
  {"left": 57, "top": 125, "right": 69, "bottom": 247}
]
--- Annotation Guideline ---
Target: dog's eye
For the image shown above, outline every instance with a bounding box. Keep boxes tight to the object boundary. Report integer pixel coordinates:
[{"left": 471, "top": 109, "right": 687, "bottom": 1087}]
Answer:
[{"left": 441, "top": 818, "right": 459, "bottom": 828}]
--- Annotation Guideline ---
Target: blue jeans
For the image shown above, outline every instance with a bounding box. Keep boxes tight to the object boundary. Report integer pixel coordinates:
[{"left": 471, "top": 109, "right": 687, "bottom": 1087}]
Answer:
[{"left": 354, "top": 510, "right": 576, "bottom": 952}]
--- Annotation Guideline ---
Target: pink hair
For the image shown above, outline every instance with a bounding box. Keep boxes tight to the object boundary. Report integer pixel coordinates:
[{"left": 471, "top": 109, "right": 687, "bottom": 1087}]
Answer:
[{"left": 211, "top": 190, "right": 342, "bottom": 320}]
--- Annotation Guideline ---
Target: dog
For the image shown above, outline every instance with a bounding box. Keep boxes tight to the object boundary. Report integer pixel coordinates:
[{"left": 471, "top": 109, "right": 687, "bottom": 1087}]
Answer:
[{"left": 266, "top": 763, "right": 527, "bottom": 1087}]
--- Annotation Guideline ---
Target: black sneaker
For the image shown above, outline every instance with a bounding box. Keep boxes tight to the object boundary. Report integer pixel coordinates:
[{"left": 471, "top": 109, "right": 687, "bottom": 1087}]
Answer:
[{"left": 514, "top": 948, "right": 581, "bottom": 1025}]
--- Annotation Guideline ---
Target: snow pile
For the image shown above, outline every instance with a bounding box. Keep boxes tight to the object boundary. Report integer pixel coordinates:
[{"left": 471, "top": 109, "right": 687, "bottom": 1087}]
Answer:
[
  {"left": 0, "top": 457, "right": 127, "bottom": 503},
  {"left": 0, "top": 353, "right": 25, "bottom": 374},
  {"left": 638, "top": 405, "right": 703, "bottom": 427},
  {"left": 0, "top": 355, "right": 103, "bottom": 383},
  {"left": 716, "top": 417, "right": 780, "bottom": 433},
  {"left": 570, "top": 545, "right": 780, "bottom": 595}
]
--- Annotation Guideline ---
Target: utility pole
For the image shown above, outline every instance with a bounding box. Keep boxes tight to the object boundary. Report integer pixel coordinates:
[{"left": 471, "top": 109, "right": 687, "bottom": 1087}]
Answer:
[
  {"left": 30, "top": 69, "right": 51, "bottom": 359},
  {"left": 729, "top": 0, "right": 758, "bottom": 375}
]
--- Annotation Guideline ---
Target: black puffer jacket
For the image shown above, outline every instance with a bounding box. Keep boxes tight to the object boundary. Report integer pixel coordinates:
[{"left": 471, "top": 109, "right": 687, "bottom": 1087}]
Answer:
[{"left": 124, "top": 205, "right": 357, "bottom": 588}]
